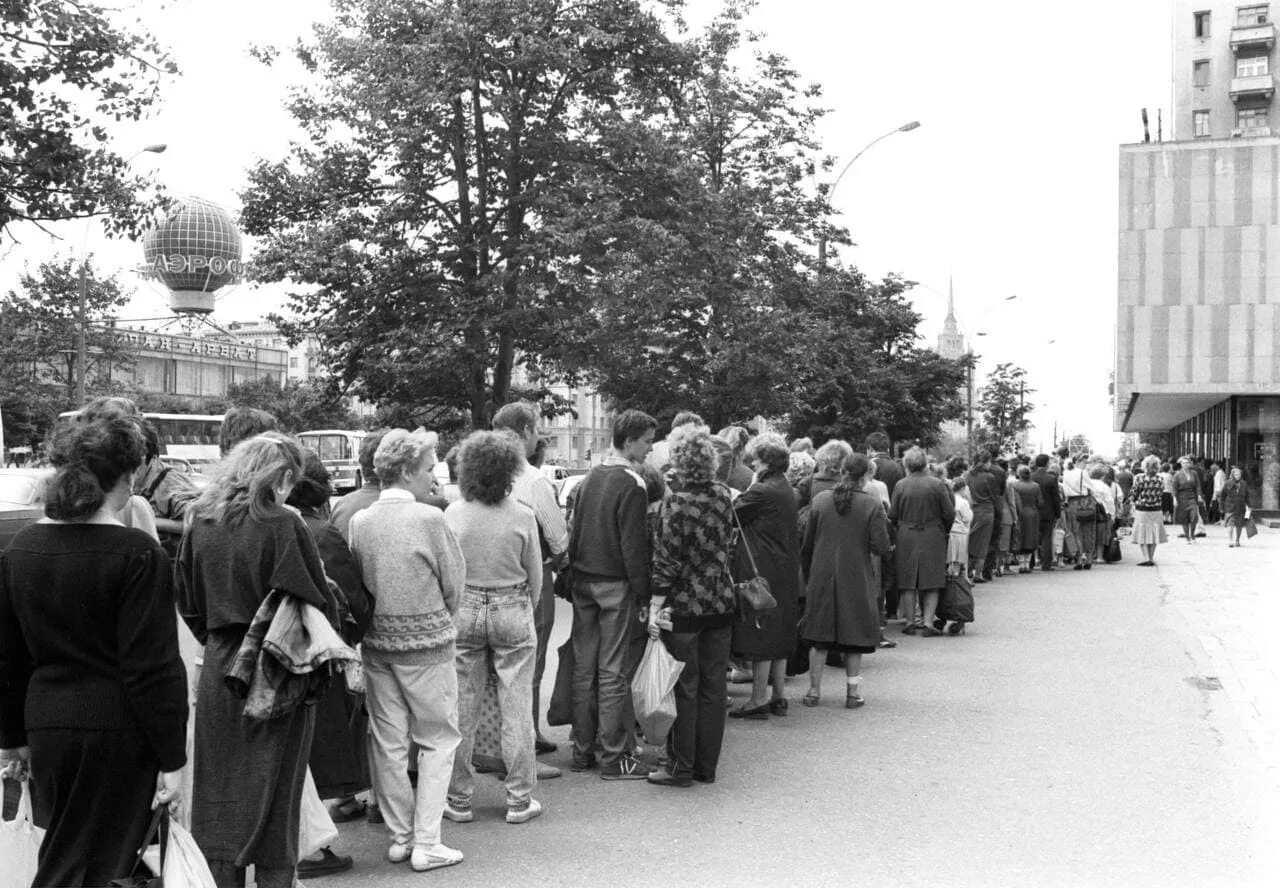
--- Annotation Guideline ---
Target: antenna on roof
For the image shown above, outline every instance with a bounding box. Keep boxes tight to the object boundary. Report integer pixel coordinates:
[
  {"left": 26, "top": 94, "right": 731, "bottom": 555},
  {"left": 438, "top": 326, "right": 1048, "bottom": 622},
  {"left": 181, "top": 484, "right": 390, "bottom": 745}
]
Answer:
[
  {"left": 1141, "top": 108, "right": 1151, "bottom": 143},
  {"left": 1157, "top": 109, "right": 1163, "bottom": 142}
]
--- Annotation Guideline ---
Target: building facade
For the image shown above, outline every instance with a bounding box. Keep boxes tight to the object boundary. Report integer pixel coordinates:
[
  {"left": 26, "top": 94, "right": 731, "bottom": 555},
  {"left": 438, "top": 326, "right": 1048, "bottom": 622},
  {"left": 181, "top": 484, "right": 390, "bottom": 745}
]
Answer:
[
  {"left": 933, "top": 281, "right": 979, "bottom": 446},
  {"left": 1174, "top": 1, "right": 1276, "bottom": 141},
  {"left": 1116, "top": 2, "right": 1280, "bottom": 509},
  {"left": 114, "top": 326, "right": 288, "bottom": 399},
  {"left": 224, "top": 319, "right": 321, "bottom": 382}
]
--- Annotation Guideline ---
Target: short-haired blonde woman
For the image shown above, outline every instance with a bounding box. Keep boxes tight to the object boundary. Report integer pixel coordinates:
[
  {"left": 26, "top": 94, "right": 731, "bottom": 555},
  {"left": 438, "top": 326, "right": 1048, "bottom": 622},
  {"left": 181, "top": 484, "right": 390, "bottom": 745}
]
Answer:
[
  {"left": 178, "top": 435, "right": 339, "bottom": 888},
  {"left": 348, "top": 430, "right": 467, "bottom": 872},
  {"left": 1130, "top": 455, "right": 1168, "bottom": 565},
  {"left": 646, "top": 429, "right": 737, "bottom": 786},
  {"left": 443, "top": 431, "right": 544, "bottom": 825}
]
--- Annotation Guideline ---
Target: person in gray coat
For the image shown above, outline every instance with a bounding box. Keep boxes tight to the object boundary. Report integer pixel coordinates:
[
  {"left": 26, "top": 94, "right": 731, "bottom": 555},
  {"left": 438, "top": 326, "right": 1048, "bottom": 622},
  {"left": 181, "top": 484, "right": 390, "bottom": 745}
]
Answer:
[{"left": 889, "top": 447, "right": 956, "bottom": 637}]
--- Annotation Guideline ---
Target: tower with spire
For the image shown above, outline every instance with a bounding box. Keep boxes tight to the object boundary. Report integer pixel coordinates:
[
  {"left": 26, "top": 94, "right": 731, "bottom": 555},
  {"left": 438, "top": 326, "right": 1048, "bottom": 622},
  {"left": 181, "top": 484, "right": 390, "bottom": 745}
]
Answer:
[{"left": 936, "top": 276, "right": 966, "bottom": 360}]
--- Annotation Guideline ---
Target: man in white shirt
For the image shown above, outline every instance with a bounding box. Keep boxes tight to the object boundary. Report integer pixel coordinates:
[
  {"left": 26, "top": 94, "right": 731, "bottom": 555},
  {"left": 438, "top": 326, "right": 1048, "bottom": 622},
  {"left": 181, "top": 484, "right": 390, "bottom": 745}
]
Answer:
[{"left": 492, "top": 402, "right": 570, "bottom": 755}]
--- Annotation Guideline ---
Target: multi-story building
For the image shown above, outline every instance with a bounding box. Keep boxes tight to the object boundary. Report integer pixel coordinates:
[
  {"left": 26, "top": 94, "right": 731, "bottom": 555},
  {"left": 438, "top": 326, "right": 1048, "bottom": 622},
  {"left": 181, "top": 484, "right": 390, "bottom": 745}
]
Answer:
[
  {"left": 224, "top": 319, "right": 321, "bottom": 382},
  {"left": 1115, "top": 1, "right": 1280, "bottom": 511},
  {"left": 113, "top": 326, "right": 288, "bottom": 398},
  {"left": 933, "top": 281, "right": 979, "bottom": 447}
]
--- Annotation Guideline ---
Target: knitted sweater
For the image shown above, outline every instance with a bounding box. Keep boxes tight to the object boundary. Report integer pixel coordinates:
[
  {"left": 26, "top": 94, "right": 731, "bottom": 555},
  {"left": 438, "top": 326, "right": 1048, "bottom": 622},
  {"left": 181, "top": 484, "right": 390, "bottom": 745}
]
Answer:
[
  {"left": 651, "top": 480, "right": 736, "bottom": 624},
  {"left": 568, "top": 461, "right": 651, "bottom": 603},
  {"left": 444, "top": 497, "right": 543, "bottom": 592},
  {"left": 348, "top": 490, "right": 465, "bottom": 664}
]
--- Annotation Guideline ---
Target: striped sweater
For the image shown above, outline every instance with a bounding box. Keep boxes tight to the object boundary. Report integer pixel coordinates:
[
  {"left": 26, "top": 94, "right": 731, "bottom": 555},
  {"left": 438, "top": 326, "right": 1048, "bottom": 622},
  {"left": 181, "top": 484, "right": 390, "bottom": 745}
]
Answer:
[{"left": 348, "top": 490, "right": 465, "bottom": 664}]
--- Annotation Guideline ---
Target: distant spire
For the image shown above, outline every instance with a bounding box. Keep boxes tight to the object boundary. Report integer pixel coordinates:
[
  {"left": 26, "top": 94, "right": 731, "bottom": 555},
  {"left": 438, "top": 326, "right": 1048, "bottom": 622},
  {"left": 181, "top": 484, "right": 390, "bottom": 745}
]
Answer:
[{"left": 946, "top": 274, "right": 957, "bottom": 323}]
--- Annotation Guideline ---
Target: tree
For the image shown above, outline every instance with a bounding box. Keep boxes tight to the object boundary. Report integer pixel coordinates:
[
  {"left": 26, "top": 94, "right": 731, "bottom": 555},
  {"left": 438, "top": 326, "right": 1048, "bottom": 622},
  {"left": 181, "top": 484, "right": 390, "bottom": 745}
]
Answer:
[
  {"left": 1, "top": 1, "right": 176, "bottom": 238},
  {"left": 224, "top": 377, "right": 356, "bottom": 434},
  {"left": 976, "top": 362, "right": 1035, "bottom": 453},
  {"left": 0, "top": 257, "right": 136, "bottom": 443},
  {"left": 240, "top": 0, "right": 689, "bottom": 427}
]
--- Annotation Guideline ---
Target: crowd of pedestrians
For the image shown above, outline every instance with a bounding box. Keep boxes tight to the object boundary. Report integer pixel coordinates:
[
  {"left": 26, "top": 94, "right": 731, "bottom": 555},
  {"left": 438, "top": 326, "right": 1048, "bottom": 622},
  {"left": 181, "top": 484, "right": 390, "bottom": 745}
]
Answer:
[{"left": 0, "top": 396, "right": 1257, "bottom": 886}]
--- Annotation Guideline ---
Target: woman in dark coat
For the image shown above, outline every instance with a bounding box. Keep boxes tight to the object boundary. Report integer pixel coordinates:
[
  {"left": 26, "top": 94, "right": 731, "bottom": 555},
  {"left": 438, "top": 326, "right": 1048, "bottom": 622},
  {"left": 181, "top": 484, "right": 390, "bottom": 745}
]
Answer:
[
  {"left": 178, "top": 434, "right": 340, "bottom": 888},
  {"left": 729, "top": 435, "right": 802, "bottom": 719},
  {"left": 799, "top": 453, "right": 891, "bottom": 709},
  {"left": 0, "top": 416, "right": 188, "bottom": 887},
  {"left": 1172, "top": 456, "right": 1203, "bottom": 542},
  {"left": 1221, "top": 466, "right": 1250, "bottom": 547},
  {"left": 890, "top": 447, "right": 956, "bottom": 637},
  {"left": 1009, "top": 465, "right": 1044, "bottom": 572},
  {"left": 287, "top": 451, "right": 374, "bottom": 877}
]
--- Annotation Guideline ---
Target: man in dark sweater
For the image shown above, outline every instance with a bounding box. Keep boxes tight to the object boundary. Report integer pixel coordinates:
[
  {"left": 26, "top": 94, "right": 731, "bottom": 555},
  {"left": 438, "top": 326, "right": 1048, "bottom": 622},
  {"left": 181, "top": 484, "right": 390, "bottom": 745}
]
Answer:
[
  {"left": 568, "top": 409, "right": 656, "bottom": 780},
  {"left": 1030, "top": 453, "right": 1062, "bottom": 571}
]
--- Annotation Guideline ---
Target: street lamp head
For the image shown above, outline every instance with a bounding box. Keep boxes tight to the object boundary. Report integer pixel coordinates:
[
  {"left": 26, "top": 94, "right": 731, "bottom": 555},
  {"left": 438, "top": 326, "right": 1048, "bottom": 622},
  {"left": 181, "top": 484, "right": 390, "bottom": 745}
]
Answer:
[
  {"left": 899, "top": 121, "right": 921, "bottom": 132},
  {"left": 142, "top": 144, "right": 168, "bottom": 154},
  {"left": 1004, "top": 294, "right": 1017, "bottom": 301}
]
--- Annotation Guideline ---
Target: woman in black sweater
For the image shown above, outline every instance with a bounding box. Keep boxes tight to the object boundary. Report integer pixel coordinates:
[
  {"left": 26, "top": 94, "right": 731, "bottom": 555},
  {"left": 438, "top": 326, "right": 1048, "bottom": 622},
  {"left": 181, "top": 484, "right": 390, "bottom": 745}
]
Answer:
[{"left": 0, "top": 416, "right": 188, "bottom": 886}]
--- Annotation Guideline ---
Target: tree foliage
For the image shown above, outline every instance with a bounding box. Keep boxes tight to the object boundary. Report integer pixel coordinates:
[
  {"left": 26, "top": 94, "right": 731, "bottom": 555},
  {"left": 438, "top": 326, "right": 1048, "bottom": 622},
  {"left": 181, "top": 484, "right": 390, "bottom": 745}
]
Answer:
[
  {"left": 0, "top": 256, "right": 136, "bottom": 445},
  {"left": 1, "top": 0, "right": 176, "bottom": 238},
  {"left": 240, "top": 0, "right": 689, "bottom": 427},
  {"left": 976, "top": 361, "right": 1035, "bottom": 454},
  {"left": 222, "top": 376, "right": 358, "bottom": 434}
]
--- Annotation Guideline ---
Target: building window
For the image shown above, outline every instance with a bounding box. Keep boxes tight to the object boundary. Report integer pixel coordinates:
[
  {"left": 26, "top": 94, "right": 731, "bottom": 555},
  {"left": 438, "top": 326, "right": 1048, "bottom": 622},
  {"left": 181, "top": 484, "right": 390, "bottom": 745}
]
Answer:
[
  {"left": 1194, "top": 10, "right": 1211, "bottom": 36},
  {"left": 1194, "top": 109, "right": 1211, "bottom": 137},
  {"left": 1237, "top": 55, "right": 1270, "bottom": 77},
  {"left": 1193, "top": 59, "right": 1210, "bottom": 86},
  {"left": 1239, "top": 107, "right": 1270, "bottom": 130},
  {"left": 1237, "top": 4, "right": 1269, "bottom": 26},
  {"left": 289, "top": 356, "right": 299, "bottom": 369}
]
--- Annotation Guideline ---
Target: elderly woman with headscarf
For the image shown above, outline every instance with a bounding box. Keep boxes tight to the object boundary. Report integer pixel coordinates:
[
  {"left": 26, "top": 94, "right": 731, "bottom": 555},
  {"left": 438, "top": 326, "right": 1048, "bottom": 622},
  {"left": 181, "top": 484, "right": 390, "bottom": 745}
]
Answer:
[
  {"left": 1221, "top": 466, "right": 1250, "bottom": 548},
  {"left": 728, "top": 434, "right": 802, "bottom": 720},
  {"left": 889, "top": 447, "right": 956, "bottom": 636}
]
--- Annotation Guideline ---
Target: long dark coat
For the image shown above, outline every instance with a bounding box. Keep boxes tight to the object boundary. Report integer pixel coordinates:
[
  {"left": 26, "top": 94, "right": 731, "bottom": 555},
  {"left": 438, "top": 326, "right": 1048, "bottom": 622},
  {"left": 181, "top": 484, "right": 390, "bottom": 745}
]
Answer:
[
  {"left": 800, "top": 488, "right": 891, "bottom": 650},
  {"left": 301, "top": 511, "right": 374, "bottom": 799},
  {"left": 1009, "top": 480, "right": 1043, "bottom": 552},
  {"left": 889, "top": 472, "right": 956, "bottom": 591},
  {"left": 731, "top": 473, "right": 802, "bottom": 660}
]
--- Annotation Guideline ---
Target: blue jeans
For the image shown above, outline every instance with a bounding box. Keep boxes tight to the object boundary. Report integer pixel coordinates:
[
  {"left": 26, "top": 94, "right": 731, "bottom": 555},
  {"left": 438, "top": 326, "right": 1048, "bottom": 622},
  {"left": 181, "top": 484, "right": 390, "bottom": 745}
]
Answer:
[
  {"left": 449, "top": 584, "right": 537, "bottom": 809},
  {"left": 571, "top": 579, "right": 636, "bottom": 768}
]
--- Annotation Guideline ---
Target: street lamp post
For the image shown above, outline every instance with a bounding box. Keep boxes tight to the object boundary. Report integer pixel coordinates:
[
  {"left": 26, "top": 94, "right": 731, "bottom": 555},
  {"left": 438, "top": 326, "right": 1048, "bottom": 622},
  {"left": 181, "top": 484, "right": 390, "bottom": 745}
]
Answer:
[
  {"left": 74, "top": 143, "right": 166, "bottom": 406},
  {"left": 818, "top": 120, "right": 920, "bottom": 271}
]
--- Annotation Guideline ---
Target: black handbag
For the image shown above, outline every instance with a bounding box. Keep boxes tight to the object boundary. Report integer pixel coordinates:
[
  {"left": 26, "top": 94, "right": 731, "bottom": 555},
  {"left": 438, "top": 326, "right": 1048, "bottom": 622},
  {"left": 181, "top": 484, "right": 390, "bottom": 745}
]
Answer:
[
  {"left": 1071, "top": 471, "right": 1098, "bottom": 522},
  {"left": 1103, "top": 534, "right": 1122, "bottom": 563},
  {"left": 730, "top": 507, "right": 777, "bottom": 615},
  {"left": 936, "top": 573, "right": 974, "bottom": 624},
  {"left": 109, "top": 806, "right": 168, "bottom": 887}
]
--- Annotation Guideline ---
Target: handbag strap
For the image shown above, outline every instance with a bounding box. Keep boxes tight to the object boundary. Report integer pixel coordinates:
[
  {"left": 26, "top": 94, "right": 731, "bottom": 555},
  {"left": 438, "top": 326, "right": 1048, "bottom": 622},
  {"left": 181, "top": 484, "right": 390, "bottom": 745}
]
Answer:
[
  {"left": 728, "top": 502, "right": 761, "bottom": 577},
  {"left": 127, "top": 805, "right": 168, "bottom": 877}
]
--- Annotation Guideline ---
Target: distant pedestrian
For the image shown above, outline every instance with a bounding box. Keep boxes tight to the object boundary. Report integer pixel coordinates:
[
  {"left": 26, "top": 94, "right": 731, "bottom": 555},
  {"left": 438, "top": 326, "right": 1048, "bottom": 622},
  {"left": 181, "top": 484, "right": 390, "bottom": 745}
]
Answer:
[
  {"left": 1221, "top": 466, "right": 1250, "bottom": 547},
  {"left": 965, "top": 451, "right": 998, "bottom": 582},
  {"left": 947, "top": 477, "right": 972, "bottom": 576},
  {"left": 890, "top": 447, "right": 955, "bottom": 636},
  {"left": 1061, "top": 462, "right": 1099, "bottom": 570},
  {"left": 1172, "top": 456, "right": 1203, "bottom": 543},
  {"left": 1130, "top": 456, "right": 1167, "bottom": 566},
  {"left": 1009, "top": 465, "right": 1043, "bottom": 572},
  {"left": 329, "top": 429, "right": 391, "bottom": 542}
]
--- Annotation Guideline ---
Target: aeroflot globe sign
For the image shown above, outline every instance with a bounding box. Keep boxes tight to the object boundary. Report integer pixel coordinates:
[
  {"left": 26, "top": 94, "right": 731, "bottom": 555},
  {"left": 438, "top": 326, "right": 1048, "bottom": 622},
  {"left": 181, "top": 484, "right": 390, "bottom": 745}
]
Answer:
[{"left": 140, "top": 196, "right": 244, "bottom": 313}]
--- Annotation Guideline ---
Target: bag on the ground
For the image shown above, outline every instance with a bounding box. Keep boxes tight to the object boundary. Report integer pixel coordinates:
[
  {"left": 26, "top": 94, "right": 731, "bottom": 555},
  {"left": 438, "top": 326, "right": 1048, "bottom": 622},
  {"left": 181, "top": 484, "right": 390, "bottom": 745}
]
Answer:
[
  {"left": 0, "top": 777, "right": 42, "bottom": 888},
  {"left": 936, "top": 573, "right": 974, "bottom": 624},
  {"left": 630, "top": 638, "right": 682, "bottom": 746},
  {"left": 297, "top": 767, "right": 338, "bottom": 861},
  {"left": 1245, "top": 516, "right": 1259, "bottom": 539},
  {"left": 1103, "top": 534, "right": 1122, "bottom": 563},
  {"left": 547, "top": 638, "right": 575, "bottom": 727}
]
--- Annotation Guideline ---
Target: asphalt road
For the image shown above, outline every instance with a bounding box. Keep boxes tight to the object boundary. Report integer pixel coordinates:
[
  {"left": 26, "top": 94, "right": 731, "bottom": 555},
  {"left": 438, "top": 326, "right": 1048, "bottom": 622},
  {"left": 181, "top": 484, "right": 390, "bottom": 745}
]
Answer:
[{"left": 303, "top": 523, "right": 1276, "bottom": 888}]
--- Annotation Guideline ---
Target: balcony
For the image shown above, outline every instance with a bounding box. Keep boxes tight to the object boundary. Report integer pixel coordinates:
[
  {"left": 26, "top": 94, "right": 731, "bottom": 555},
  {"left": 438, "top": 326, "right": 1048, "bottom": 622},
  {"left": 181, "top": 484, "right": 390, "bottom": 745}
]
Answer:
[
  {"left": 1232, "top": 125, "right": 1273, "bottom": 136},
  {"left": 1232, "top": 23, "right": 1276, "bottom": 52},
  {"left": 1230, "top": 73, "right": 1276, "bottom": 100}
]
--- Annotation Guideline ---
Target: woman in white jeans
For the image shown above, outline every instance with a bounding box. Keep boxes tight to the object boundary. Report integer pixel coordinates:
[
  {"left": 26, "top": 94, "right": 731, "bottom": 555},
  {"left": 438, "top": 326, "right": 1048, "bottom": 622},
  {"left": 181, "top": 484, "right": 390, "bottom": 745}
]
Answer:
[{"left": 348, "top": 430, "right": 466, "bottom": 873}]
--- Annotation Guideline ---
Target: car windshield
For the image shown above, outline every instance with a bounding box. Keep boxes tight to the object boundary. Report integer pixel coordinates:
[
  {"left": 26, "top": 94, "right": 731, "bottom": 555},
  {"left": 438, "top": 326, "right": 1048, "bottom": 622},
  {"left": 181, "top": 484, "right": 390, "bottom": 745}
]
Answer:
[{"left": 0, "top": 475, "right": 40, "bottom": 505}]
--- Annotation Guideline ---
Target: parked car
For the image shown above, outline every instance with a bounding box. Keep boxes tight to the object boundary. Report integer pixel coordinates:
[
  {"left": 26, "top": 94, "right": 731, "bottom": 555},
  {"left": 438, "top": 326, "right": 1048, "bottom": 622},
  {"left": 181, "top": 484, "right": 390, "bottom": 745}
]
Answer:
[{"left": 0, "top": 468, "right": 51, "bottom": 551}]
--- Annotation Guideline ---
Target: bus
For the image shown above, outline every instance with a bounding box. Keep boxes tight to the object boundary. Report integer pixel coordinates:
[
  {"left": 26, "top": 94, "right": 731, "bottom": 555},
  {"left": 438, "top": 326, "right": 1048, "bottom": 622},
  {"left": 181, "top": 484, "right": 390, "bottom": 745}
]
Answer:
[
  {"left": 58, "top": 411, "right": 223, "bottom": 471},
  {"left": 296, "top": 429, "right": 367, "bottom": 493}
]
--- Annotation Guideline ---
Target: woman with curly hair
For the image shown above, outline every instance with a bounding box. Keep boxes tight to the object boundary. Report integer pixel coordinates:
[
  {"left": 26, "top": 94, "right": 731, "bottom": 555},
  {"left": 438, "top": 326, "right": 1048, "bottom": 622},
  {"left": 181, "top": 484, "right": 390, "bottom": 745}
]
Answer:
[
  {"left": 799, "top": 453, "right": 892, "bottom": 707},
  {"left": 177, "top": 434, "right": 340, "bottom": 888},
  {"left": 728, "top": 434, "right": 802, "bottom": 720},
  {"left": 645, "top": 429, "right": 737, "bottom": 787},
  {"left": 443, "top": 431, "right": 544, "bottom": 824}
]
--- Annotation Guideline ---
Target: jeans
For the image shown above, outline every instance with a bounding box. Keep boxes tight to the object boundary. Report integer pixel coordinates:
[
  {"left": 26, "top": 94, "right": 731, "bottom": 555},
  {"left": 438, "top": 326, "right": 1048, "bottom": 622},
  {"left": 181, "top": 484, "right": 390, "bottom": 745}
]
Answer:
[
  {"left": 450, "top": 584, "right": 537, "bottom": 808},
  {"left": 571, "top": 579, "right": 636, "bottom": 767},
  {"left": 363, "top": 650, "right": 460, "bottom": 848},
  {"left": 532, "top": 564, "right": 555, "bottom": 733},
  {"left": 661, "top": 624, "right": 732, "bottom": 781}
]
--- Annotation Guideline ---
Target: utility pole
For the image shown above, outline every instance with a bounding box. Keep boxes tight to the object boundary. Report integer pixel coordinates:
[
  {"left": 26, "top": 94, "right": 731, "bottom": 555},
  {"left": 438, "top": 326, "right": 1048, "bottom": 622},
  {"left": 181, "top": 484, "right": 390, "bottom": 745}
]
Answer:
[
  {"left": 966, "top": 349, "right": 974, "bottom": 459},
  {"left": 75, "top": 257, "right": 88, "bottom": 406}
]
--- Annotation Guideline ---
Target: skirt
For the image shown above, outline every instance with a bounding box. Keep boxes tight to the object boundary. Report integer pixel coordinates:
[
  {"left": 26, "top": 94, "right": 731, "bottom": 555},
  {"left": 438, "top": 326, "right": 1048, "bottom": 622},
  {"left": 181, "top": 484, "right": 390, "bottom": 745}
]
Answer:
[
  {"left": 947, "top": 530, "right": 969, "bottom": 564},
  {"left": 1131, "top": 510, "right": 1168, "bottom": 545}
]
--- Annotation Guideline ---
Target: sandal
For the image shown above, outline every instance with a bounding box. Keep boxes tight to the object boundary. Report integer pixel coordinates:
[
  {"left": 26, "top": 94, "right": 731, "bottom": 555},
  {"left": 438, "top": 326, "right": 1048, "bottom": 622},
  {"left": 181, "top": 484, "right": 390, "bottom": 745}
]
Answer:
[
  {"left": 901, "top": 622, "right": 922, "bottom": 635},
  {"left": 801, "top": 691, "right": 820, "bottom": 707}
]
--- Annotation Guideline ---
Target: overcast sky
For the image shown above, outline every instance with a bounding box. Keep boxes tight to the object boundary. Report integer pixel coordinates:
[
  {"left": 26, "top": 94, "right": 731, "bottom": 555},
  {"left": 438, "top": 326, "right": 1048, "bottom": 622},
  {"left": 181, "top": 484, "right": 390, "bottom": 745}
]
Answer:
[{"left": 2, "top": 0, "right": 1173, "bottom": 451}]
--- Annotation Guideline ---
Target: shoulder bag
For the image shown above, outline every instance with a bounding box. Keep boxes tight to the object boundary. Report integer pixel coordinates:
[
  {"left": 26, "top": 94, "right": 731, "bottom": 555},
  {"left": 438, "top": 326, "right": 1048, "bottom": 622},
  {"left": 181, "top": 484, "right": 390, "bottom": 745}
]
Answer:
[
  {"left": 1072, "top": 470, "right": 1098, "bottom": 522},
  {"left": 730, "top": 506, "right": 777, "bottom": 615}
]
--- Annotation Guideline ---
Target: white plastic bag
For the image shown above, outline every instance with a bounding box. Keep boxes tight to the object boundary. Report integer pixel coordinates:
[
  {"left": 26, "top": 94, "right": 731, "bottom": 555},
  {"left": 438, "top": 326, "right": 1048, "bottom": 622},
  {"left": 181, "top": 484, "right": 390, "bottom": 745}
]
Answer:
[
  {"left": 630, "top": 638, "right": 683, "bottom": 746},
  {"left": 0, "top": 778, "right": 43, "bottom": 888},
  {"left": 297, "top": 767, "right": 338, "bottom": 860},
  {"left": 157, "top": 817, "right": 216, "bottom": 888}
]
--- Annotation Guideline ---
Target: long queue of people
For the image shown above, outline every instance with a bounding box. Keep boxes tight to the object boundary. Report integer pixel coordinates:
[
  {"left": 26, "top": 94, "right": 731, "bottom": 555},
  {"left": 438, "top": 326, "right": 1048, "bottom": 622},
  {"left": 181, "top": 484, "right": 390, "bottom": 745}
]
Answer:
[{"left": 0, "top": 396, "right": 1256, "bottom": 887}]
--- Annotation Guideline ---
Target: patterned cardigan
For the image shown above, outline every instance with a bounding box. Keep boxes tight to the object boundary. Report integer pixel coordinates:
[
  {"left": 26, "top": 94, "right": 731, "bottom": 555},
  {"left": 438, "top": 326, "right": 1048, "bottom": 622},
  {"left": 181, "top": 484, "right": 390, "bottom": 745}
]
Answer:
[{"left": 651, "top": 479, "right": 736, "bottom": 619}]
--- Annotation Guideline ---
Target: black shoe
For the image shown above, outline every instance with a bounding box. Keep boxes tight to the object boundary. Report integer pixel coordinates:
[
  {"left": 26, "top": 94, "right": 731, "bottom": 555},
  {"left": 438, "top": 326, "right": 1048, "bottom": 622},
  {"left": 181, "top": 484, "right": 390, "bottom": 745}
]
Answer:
[
  {"left": 647, "top": 769, "right": 693, "bottom": 787},
  {"left": 692, "top": 773, "right": 716, "bottom": 784},
  {"left": 728, "top": 702, "right": 770, "bottom": 720},
  {"left": 570, "top": 753, "right": 596, "bottom": 772},
  {"left": 769, "top": 697, "right": 788, "bottom": 716},
  {"left": 535, "top": 736, "right": 558, "bottom": 755},
  {"left": 601, "top": 755, "right": 652, "bottom": 780},
  {"left": 297, "top": 848, "right": 353, "bottom": 878}
]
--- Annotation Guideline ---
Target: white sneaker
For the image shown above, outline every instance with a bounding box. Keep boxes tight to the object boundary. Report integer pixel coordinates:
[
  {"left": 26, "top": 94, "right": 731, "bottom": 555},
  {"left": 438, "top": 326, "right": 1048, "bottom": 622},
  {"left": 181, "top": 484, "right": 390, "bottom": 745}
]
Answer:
[
  {"left": 411, "top": 843, "right": 464, "bottom": 872},
  {"left": 506, "top": 798, "right": 543, "bottom": 824},
  {"left": 387, "top": 842, "right": 411, "bottom": 864},
  {"left": 443, "top": 802, "right": 474, "bottom": 823}
]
